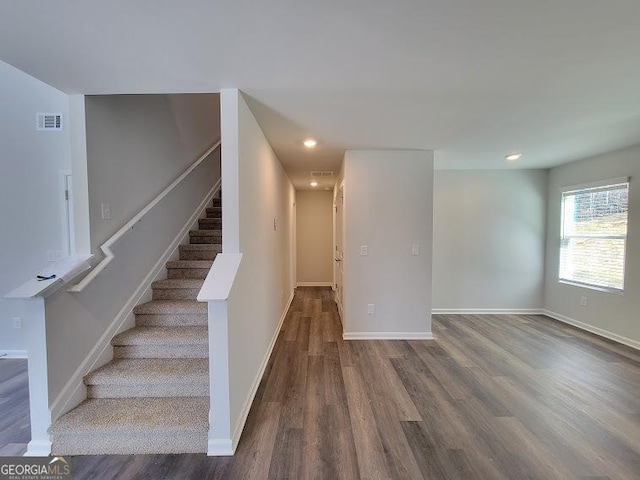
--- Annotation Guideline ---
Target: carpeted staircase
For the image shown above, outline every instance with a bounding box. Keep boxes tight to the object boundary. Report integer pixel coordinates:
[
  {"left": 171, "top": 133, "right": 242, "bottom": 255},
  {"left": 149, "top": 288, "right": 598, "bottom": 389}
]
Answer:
[{"left": 48, "top": 198, "right": 222, "bottom": 455}]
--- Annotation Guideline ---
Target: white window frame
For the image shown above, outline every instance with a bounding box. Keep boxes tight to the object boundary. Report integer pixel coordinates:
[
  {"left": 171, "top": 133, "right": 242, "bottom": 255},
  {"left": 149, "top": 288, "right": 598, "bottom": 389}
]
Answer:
[{"left": 559, "top": 177, "right": 629, "bottom": 294}]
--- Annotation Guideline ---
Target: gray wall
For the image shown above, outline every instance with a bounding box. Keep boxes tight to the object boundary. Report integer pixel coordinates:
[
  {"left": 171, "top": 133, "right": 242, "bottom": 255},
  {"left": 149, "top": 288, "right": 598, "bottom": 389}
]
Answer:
[
  {"left": 0, "top": 61, "right": 70, "bottom": 353},
  {"left": 86, "top": 94, "right": 220, "bottom": 249},
  {"left": 343, "top": 150, "right": 434, "bottom": 337},
  {"left": 222, "top": 90, "right": 296, "bottom": 438},
  {"left": 296, "top": 190, "right": 334, "bottom": 285},
  {"left": 544, "top": 145, "right": 640, "bottom": 346},
  {"left": 432, "top": 169, "right": 548, "bottom": 311}
]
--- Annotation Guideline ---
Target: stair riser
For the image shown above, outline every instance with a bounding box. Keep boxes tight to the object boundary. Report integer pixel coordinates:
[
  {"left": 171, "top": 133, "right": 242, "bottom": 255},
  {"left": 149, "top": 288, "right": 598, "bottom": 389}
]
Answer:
[
  {"left": 206, "top": 208, "right": 222, "bottom": 218},
  {"left": 86, "top": 383, "right": 208, "bottom": 399},
  {"left": 180, "top": 250, "right": 219, "bottom": 261},
  {"left": 135, "top": 314, "right": 207, "bottom": 327},
  {"left": 189, "top": 235, "right": 223, "bottom": 244},
  {"left": 52, "top": 434, "right": 207, "bottom": 455},
  {"left": 113, "top": 345, "right": 208, "bottom": 359},
  {"left": 212, "top": 198, "right": 221, "bottom": 207},
  {"left": 153, "top": 288, "right": 201, "bottom": 300},
  {"left": 167, "top": 268, "right": 210, "bottom": 279},
  {"left": 198, "top": 219, "right": 222, "bottom": 229}
]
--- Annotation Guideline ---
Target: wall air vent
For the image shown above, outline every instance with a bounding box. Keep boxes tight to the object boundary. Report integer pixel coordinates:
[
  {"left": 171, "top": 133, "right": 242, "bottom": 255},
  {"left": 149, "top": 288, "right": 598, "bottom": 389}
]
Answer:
[
  {"left": 36, "top": 113, "right": 63, "bottom": 131},
  {"left": 310, "top": 171, "right": 334, "bottom": 177}
]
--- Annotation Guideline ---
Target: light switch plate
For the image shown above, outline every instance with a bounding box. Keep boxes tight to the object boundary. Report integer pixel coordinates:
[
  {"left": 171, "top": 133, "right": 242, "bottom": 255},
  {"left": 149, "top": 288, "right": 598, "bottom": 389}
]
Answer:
[
  {"left": 101, "top": 203, "right": 111, "bottom": 220},
  {"left": 360, "top": 245, "right": 368, "bottom": 256}
]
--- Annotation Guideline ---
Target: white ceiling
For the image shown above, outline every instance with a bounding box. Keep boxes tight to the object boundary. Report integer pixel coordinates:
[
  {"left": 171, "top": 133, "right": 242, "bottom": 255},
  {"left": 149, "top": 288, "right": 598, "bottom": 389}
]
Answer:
[{"left": 2, "top": 0, "right": 640, "bottom": 189}]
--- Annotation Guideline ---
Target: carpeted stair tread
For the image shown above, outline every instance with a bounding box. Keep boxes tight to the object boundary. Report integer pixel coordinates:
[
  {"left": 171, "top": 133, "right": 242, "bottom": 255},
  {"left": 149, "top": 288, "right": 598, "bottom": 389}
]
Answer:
[
  {"left": 180, "top": 244, "right": 222, "bottom": 251},
  {"left": 133, "top": 299, "right": 207, "bottom": 315},
  {"left": 49, "top": 397, "right": 209, "bottom": 435},
  {"left": 198, "top": 218, "right": 222, "bottom": 229},
  {"left": 112, "top": 326, "right": 207, "bottom": 346},
  {"left": 166, "top": 260, "right": 213, "bottom": 269},
  {"left": 152, "top": 278, "right": 205, "bottom": 289},
  {"left": 85, "top": 358, "right": 208, "bottom": 386},
  {"left": 189, "top": 229, "right": 222, "bottom": 236},
  {"left": 206, "top": 207, "right": 222, "bottom": 218}
]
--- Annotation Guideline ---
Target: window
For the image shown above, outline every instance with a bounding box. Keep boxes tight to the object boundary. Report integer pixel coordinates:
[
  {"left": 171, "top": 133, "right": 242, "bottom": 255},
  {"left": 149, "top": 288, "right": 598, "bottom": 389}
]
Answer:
[{"left": 560, "top": 178, "right": 629, "bottom": 292}]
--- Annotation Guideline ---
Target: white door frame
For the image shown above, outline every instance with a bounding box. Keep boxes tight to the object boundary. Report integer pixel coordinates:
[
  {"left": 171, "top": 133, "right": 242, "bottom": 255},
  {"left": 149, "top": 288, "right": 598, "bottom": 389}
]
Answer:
[{"left": 59, "top": 169, "right": 75, "bottom": 256}]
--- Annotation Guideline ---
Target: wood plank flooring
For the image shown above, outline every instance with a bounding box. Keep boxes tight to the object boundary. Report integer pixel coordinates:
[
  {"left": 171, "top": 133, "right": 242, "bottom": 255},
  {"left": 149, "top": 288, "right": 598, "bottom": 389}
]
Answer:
[
  {"left": 0, "top": 358, "right": 29, "bottom": 456},
  {"left": 2, "top": 287, "right": 639, "bottom": 479}
]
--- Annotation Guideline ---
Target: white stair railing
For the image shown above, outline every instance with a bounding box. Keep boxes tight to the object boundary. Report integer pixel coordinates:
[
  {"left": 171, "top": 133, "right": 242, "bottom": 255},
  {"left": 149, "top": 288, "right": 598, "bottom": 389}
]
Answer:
[{"left": 69, "top": 141, "right": 221, "bottom": 293}]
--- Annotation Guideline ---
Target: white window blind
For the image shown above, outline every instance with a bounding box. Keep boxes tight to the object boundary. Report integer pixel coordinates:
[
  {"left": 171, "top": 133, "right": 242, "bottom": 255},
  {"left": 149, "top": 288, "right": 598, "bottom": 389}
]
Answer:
[{"left": 559, "top": 180, "right": 629, "bottom": 292}]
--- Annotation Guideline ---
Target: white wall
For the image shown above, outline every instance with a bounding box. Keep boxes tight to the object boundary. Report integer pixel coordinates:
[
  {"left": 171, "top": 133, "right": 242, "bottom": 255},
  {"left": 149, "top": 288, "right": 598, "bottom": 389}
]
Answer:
[
  {"left": 222, "top": 90, "right": 295, "bottom": 442},
  {"left": 0, "top": 61, "right": 70, "bottom": 353},
  {"left": 343, "top": 150, "right": 433, "bottom": 338},
  {"left": 296, "top": 190, "right": 334, "bottom": 285},
  {"left": 544, "top": 145, "right": 640, "bottom": 346},
  {"left": 432, "top": 170, "right": 548, "bottom": 311},
  {"left": 85, "top": 94, "right": 220, "bottom": 249},
  {"left": 43, "top": 94, "right": 221, "bottom": 405}
]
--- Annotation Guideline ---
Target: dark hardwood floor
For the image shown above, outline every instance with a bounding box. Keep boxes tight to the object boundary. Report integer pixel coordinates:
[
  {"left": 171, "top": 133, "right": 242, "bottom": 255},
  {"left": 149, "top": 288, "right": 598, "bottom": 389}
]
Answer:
[
  {"left": 0, "top": 358, "right": 29, "bottom": 456},
  {"left": 2, "top": 287, "right": 640, "bottom": 479}
]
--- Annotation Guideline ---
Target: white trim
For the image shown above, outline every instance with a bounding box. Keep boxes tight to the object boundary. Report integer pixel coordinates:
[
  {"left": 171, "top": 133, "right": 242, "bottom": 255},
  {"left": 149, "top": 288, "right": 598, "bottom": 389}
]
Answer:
[
  {"left": 543, "top": 310, "right": 640, "bottom": 351},
  {"left": 296, "top": 282, "right": 333, "bottom": 287},
  {"left": 230, "top": 289, "right": 295, "bottom": 451},
  {"left": 69, "top": 142, "right": 221, "bottom": 292},
  {"left": 198, "top": 253, "right": 243, "bottom": 302},
  {"left": 343, "top": 332, "right": 434, "bottom": 340},
  {"left": 50, "top": 182, "right": 221, "bottom": 421},
  {"left": 432, "top": 308, "right": 544, "bottom": 315},
  {"left": 560, "top": 176, "right": 629, "bottom": 194},
  {"left": 24, "top": 440, "right": 53, "bottom": 457},
  {"left": 0, "top": 350, "right": 28, "bottom": 359},
  {"left": 207, "top": 439, "right": 234, "bottom": 456}
]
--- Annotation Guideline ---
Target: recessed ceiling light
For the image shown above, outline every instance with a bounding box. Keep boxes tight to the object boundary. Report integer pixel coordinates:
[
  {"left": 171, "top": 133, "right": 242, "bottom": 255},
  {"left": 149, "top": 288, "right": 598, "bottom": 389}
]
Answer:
[
  {"left": 505, "top": 152, "right": 522, "bottom": 161},
  {"left": 310, "top": 181, "right": 318, "bottom": 187},
  {"left": 303, "top": 138, "right": 317, "bottom": 148}
]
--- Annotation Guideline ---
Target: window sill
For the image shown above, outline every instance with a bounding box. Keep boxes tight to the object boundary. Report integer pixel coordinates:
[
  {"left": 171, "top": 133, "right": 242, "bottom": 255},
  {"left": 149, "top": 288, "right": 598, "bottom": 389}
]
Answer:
[{"left": 558, "top": 279, "right": 624, "bottom": 296}]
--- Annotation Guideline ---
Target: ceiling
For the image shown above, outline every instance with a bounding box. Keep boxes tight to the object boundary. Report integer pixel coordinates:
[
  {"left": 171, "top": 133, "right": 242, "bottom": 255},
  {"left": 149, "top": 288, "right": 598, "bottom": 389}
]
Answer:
[{"left": 2, "top": 0, "right": 640, "bottom": 190}]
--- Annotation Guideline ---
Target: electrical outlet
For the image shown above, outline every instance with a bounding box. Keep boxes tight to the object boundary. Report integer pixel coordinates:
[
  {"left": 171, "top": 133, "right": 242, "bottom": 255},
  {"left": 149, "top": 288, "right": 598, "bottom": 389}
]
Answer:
[
  {"left": 101, "top": 203, "right": 111, "bottom": 220},
  {"left": 13, "top": 317, "right": 22, "bottom": 329},
  {"left": 412, "top": 244, "right": 420, "bottom": 255},
  {"left": 360, "top": 245, "right": 369, "bottom": 256},
  {"left": 580, "top": 296, "right": 588, "bottom": 307},
  {"left": 367, "top": 304, "right": 375, "bottom": 314}
]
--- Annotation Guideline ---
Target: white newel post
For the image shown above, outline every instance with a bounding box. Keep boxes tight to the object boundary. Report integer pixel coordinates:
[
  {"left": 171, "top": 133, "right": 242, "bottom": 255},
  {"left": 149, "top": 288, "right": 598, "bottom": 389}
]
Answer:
[
  {"left": 23, "top": 296, "right": 52, "bottom": 456},
  {"left": 5, "top": 256, "right": 92, "bottom": 456},
  {"left": 206, "top": 300, "right": 233, "bottom": 455},
  {"left": 197, "top": 253, "right": 242, "bottom": 456}
]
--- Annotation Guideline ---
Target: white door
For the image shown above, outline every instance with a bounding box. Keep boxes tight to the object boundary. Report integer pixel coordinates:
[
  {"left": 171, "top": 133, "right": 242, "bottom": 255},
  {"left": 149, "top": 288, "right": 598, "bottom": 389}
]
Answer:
[{"left": 334, "top": 183, "right": 345, "bottom": 318}]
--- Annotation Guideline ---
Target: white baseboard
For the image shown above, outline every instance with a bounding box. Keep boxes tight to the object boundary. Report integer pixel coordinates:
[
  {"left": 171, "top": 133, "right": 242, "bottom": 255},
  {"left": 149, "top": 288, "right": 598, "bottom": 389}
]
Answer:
[
  {"left": 0, "top": 350, "right": 28, "bottom": 359},
  {"left": 50, "top": 183, "right": 221, "bottom": 421},
  {"left": 207, "top": 438, "right": 234, "bottom": 456},
  {"left": 24, "top": 440, "right": 52, "bottom": 457},
  {"left": 543, "top": 309, "right": 640, "bottom": 351},
  {"left": 343, "top": 332, "right": 434, "bottom": 340},
  {"left": 230, "top": 289, "right": 295, "bottom": 451},
  {"left": 296, "top": 282, "right": 333, "bottom": 287},
  {"left": 432, "top": 308, "right": 545, "bottom": 315}
]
